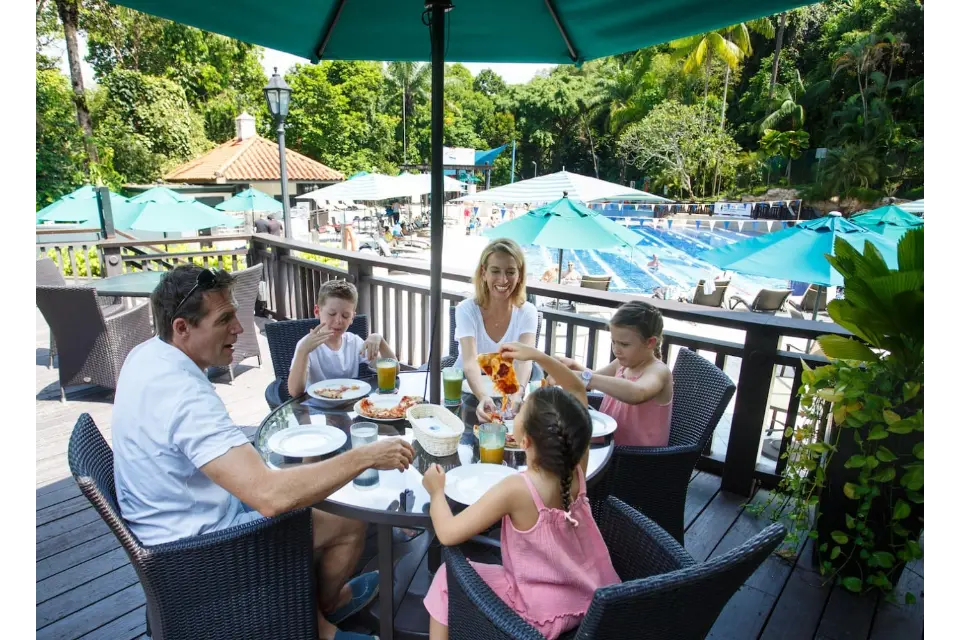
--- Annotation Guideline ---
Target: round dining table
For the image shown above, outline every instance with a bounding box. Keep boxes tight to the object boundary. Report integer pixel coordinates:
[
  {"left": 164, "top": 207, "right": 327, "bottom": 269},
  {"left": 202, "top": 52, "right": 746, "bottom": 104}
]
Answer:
[{"left": 253, "top": 371, "right": 614, "bottom": 640}]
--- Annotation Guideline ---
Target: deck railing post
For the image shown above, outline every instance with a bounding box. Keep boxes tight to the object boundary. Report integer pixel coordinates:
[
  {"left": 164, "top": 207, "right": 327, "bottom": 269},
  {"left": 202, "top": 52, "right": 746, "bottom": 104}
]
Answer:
[
  {"left": 275, "top": 246, "right": 290, "bottom": 319},
  {"left": 350, "top": 260, "right": 374, "bottom": 319},
  {"left": 721, "top": 326, "right": 780, "bottom": 496},
  {"left": 102, "top": 245, "right": 123, "bottom": 277}
]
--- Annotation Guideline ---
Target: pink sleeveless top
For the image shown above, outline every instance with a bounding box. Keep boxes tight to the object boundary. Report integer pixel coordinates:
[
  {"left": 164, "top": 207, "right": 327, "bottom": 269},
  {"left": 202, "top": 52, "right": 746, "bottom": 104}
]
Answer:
[
  {"left": 599, "top": 366, "right": 673, "bottom": 447},
  {"left": 498, "top": 466, "right": 621, "bottom": 633}
]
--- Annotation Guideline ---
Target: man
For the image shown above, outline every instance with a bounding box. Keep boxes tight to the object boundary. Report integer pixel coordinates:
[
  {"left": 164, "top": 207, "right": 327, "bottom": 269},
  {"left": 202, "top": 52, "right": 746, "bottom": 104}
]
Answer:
[
  {"left": 112, "top": 265, "right": 412, "bottom": 640},
  {"left": 560, "top": 260, "right": 582, "bottom": 285},
  {"left": 266, "top": 213, "right": 283, "bottom": 236},
  {"left": 253, "top": 215, "right": 270, "bottom": 234}
]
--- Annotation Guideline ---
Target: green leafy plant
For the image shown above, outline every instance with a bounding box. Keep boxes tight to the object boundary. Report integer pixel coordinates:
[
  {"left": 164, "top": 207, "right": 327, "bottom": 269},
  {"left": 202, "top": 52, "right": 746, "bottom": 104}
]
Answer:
[
  {"left": 46, "top": 246, "right": 103, "bottom": 277},
  {"left": 752, "top": 227, "right": 923, "bottom": 602}
]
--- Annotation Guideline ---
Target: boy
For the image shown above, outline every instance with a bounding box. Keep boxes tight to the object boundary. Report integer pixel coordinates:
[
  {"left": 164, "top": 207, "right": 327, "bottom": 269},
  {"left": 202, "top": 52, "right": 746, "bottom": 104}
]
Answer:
[{"left": 287, "top": 280, "right": 395, "bottom": 397}]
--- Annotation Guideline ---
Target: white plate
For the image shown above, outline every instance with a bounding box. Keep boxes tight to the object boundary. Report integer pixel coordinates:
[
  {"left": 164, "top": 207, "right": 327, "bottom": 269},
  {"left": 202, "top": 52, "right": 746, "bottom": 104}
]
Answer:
[
  {"left": 353, "top": 393, "right": 410, "bottom": 422},
  {"left": 445, "top": 464, "right": 519, "bottom": 505},
  {"left": 307, "top": 379, "right": 371, "bottom": 404},
  {"left": 462, "top": 375, "right": 500, "bottom": 398},
  {"left": 590, "top": 409, "right": 618, "bottom": 438},
  {"left": 268, "top": 426, "right": 347, "bottom": 457}
]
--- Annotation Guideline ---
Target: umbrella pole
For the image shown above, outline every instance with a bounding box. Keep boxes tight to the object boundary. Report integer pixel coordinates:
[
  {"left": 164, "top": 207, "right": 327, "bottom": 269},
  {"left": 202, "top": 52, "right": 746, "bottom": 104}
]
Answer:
[
  {"left": 554, "top": 247, "right": 563, "bottom": 309},
  {"left": 426, "top": 0, "right": 451, "bottom": 405},
  {"left": 804, "top": 286, "right": 824, "bottom": 354}
]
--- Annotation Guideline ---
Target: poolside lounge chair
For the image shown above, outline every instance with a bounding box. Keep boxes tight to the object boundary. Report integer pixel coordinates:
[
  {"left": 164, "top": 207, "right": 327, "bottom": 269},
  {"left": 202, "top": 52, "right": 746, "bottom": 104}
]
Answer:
[
  {"left": 788, "top": 284, "right": 828, "bottom": 316},
  {"left": 580, "top": 274, "right": 612, "bottom": 291},
  {"left": 445, "top": 496, "right": 785, "bottom": 640},
  {"left": 728, "top": 288, "right": 792, "bottom": 314},
  {"left": 678, "top": 279, "right": 730, "bottom": 308}
]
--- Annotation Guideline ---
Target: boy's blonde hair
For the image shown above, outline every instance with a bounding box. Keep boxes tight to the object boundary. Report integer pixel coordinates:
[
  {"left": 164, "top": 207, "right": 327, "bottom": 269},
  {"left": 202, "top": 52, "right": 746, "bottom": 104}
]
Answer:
[
  {"left": 474, "top": 238, "right": 527, "bottom": 308},
  {"left": 317, "top": 279, "right": 358, "bottom": 309}
]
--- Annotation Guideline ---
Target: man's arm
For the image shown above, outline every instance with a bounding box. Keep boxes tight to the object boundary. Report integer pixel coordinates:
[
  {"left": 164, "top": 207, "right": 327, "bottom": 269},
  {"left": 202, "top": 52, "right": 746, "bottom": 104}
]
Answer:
[{"left": 201, "top": 439, "right": 413, "bottom": 517}]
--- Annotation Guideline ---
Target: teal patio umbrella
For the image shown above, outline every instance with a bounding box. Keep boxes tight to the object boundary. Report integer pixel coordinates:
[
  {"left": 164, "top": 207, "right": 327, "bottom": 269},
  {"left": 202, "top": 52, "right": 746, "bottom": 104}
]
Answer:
[
  {"left": 851, "top": 204, "right": 923, "bottom": 239},
  {"left": 215, "top": 187, "right": 284, "bottom": 213},
  {"left": 484, "top": 194, "right": 644, "bottom": 282},
  {"left": 110, "top": 0, "right": 812, "bottom": 403},
  {"left": 124, "top": 188, "right": 244, "bottom": 233},
  {"left": 700, "top": 214, "right": 899, "bottom": 318},
  {"left": 36, "top": 185, "right": 130, "bottom": 225}
]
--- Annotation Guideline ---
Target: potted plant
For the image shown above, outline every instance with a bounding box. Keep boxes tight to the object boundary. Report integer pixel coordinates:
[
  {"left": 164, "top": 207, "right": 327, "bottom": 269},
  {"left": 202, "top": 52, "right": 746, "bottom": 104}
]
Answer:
[{"left": 755, "top": 227, "right": 923, "bottom": 601}]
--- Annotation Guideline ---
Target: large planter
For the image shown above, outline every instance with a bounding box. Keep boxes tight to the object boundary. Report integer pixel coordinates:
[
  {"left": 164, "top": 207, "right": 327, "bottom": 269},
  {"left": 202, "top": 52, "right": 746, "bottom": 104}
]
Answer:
[{"left": 815, "top": 421, "right": 924, "bottom": 587}]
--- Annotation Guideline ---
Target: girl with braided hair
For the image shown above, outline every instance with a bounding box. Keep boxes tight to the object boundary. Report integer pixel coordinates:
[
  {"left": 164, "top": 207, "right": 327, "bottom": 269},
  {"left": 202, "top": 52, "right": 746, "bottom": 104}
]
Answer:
[
  {"left": 422, "top": 343, "right": 620, "bottom": 640},
  {"left": 556, "top": 300, "right": 673, "bottom": 447}
]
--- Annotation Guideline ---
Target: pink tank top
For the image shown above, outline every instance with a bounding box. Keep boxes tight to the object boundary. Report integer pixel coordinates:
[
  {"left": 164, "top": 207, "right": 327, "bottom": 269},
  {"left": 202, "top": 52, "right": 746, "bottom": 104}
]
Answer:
[
  {"left": 498, "top": 467, "right": 621, "bottom": 631},
  {"left": 599, "top": 366, "right": 673, "bottom": 447}
]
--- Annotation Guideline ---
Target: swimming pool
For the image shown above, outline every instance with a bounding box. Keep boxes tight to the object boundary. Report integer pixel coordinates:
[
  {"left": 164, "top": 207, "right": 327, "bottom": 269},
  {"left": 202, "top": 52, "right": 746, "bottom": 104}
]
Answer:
[{"left": 521, "top": 219, "right": 789, "bottom": 297}]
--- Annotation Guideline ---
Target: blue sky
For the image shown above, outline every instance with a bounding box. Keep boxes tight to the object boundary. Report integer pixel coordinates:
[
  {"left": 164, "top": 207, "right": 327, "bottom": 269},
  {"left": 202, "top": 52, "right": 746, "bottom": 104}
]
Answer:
[{"left": 52, "top": 35, "right": 552, "bottom": 88}]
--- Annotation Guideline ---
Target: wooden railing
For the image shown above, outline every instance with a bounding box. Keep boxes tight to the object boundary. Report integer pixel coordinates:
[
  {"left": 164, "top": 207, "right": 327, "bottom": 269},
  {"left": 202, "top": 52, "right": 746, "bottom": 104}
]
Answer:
[{"left": 38, "top": 230, "right": 844, "bottom": 497}]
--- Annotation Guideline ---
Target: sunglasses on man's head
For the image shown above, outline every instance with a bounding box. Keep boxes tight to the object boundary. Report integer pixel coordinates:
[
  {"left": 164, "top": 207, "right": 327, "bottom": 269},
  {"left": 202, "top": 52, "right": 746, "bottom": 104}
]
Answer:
[{"left": 172, "top": 268, "right": 218, "bottom": 318}]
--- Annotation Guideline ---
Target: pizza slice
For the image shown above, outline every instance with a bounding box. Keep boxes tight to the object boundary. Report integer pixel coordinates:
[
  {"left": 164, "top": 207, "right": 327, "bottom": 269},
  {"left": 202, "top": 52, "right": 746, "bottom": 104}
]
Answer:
[{"left": 476, "top": 352, "right": 520, "bottom": 398}]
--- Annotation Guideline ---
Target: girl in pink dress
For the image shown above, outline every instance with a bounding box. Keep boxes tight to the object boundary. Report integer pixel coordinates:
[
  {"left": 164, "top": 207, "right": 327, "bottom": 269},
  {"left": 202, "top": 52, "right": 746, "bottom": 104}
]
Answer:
[
  {"left": 422, "top": 343, "right": 621, "bottom": 640},
  {"left": 558, "top": 301, "right": 673, "bottom": 447}
]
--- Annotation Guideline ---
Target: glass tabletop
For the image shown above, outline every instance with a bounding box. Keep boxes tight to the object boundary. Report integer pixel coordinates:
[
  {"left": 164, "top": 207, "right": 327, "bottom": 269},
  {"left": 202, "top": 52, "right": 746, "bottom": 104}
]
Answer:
[
  {"left": 88, "top": 271, "right": 165, "bottom": 297},
  {"left": 253, "top": 371, "right": 613, "bottom": 527}
]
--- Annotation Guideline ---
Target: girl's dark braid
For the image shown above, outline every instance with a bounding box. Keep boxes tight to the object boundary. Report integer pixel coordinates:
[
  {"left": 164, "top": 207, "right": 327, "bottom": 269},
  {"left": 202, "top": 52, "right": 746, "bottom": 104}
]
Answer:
[{"left": 551, "top": 422, "right": 574, "bottom": 513}]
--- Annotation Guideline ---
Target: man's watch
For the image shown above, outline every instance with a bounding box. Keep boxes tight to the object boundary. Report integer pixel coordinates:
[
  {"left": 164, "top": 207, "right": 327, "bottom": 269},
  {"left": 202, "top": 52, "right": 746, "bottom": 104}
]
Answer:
[{"left": 580, "top": 368, "right": 593, "bottom": 390}]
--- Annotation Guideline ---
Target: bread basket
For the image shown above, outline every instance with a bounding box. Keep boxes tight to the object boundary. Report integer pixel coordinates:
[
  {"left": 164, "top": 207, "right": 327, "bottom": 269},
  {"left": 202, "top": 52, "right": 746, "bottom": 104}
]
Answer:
[{"left": 406, "top": 404, "right": 464, "bottom": 457}]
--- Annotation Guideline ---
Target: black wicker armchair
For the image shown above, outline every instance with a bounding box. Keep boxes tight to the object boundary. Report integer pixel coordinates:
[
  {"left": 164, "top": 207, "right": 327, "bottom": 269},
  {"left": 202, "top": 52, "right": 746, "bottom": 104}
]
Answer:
[
  {"left": 445, "top": 496, "right": 785, "bottom": 640},
  {"left": 36, "top": 286, "right": 154, "bottom": 401},
  {"left": 599, "top": 348, "right": 735, "bottom": 543},
  {"left": 68, "top": 413, "right": 318, "bottom": 640},
  {"left": 263, "top": 314, "right": 372, "bottom": 409}
]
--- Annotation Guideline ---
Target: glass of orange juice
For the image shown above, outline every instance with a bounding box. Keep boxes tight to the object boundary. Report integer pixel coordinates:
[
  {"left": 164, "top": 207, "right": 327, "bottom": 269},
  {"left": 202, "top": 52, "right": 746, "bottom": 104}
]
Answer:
[
  {"left": 478, "top": 423, "right": 506, "bottom": 464},
  {"left": 376, "top": 357, "right": 398, "bottom": 394}
]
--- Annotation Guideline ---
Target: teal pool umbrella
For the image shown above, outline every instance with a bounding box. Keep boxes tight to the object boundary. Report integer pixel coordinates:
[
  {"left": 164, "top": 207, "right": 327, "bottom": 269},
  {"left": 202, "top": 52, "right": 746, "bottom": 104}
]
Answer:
[
  {"left": 215, "top": 187, "right": 283, "bottom": 213},
  {"left": 851, "top": 204, "right": 923, "bottom": 239},
  {"left": 36, "top": 185, "right": 130, "bottom": 225},
  {"left": 484, "top": 194, "right": 644, "bottom": 282},
  {"left": 123, "top": 188, "right": 244, "bottom": 233},
  {"left": 110, "top": 0, "right": 812, "bottom": 404},
  {"left": 700, "top": 214, "right": 898, "bottom": 305},
  {"left": 349, "top": 170, "right": 370, "bottom": 179}
]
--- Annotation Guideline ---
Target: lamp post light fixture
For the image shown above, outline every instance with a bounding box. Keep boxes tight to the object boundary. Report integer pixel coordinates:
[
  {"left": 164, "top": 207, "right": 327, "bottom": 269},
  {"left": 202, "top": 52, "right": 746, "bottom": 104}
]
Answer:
[{"left": 264, "top": 67, "right": 293, "bottom": 238}]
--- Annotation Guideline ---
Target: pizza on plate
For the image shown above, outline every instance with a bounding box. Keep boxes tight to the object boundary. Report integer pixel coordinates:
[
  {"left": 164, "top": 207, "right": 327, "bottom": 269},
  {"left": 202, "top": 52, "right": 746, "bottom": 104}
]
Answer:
[
  {"left": 358, "top": 395, "right": 424, "bottom": 419},
  {"left": 316, "top": 384, "right": 360, "bottom": 399}
]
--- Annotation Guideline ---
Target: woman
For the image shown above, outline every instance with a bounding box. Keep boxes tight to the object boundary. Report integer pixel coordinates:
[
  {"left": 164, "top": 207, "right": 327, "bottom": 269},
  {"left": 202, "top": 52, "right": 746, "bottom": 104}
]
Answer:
[{"left": 455, "top": 238, "right": 538, "bottom": 422}]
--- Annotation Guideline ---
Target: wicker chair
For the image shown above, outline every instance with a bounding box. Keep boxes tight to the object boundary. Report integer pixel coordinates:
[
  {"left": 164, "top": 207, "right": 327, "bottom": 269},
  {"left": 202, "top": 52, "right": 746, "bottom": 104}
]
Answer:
[
  {"left": 225, "top": 263, "right": 263, "bottom": 381},
  {"left": 36, "top": 258, "right": 123, "bottom": 368},
  {"left": 36, "top": 286, "right": 154, "bottom": 401},
  {"left": 263, "top": 315, "right": 372, "bottom": 409},
  {"left": 68, "top": 413, "right": 317, "bottom": 640},
  {"left": 445, "top": 496, "right": 786, "bottom": 640},
  {"left": 597, "top": 348, "right": 735, "bottom": 543}
]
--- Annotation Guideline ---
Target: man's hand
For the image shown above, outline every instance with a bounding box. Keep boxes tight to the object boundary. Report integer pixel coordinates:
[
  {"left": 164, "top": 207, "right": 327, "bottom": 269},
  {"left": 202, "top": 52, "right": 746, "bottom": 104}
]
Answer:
[
  {"left": 298, "top": 322, "right": 335, "bottom": 353},
  {"left": 360, "top": 333, "right": 384, "bottom": 361},
  {"left": 361, "top": 437, "right": 415, "bottom": 471}
]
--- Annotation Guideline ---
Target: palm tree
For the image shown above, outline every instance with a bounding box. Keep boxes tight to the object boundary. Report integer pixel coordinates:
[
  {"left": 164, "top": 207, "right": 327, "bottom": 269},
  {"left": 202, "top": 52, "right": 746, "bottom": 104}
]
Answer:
[
  {"left": 385, "top": 62, "right": 430, "bottom": 164},
  {"left": 670, "top": 30, "right": 743, "bottom": 109},
  {"left": 768, "top": 12, "right": 788, "bottom": 100},
  {"left": 833, "top": 33, "right": 890, "bottom": 142},
  {"left": 821, "top": 143, "right": 881, "bottom": 194},
  {"left": 759, "top": 69, "right": 806, "bottom": 132}
]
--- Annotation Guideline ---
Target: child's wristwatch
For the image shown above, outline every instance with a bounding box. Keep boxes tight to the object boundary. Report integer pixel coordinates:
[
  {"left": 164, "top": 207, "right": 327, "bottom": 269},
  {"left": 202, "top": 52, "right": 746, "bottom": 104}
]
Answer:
[{"left": 580, "top": 368, "right": 593, "bottom": 390}]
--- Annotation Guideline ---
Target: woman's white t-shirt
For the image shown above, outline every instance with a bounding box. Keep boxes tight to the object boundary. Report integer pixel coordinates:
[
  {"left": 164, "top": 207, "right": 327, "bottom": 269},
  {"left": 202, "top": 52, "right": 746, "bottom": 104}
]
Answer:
[{"left": 453, "top": 298, "right": 538, "bottom": 368}]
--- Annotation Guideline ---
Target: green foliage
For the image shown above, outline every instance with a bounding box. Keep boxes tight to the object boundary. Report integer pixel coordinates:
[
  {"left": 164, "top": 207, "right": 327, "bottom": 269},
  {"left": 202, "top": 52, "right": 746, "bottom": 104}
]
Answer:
[
  {"left": 92, "top": 69, "right": 210, "bottom": 183},
  {"left": 752, "top": 228, "right": 923, "bottom": 601},
  {"left": 36, "top": 67, "right": 86, "bottom": 210},
  {"left": 46, "top": 246, "right": 102, "bottom": 277},
  {"left": 758, "top": 129, "right": 809, "bottom": 183}
]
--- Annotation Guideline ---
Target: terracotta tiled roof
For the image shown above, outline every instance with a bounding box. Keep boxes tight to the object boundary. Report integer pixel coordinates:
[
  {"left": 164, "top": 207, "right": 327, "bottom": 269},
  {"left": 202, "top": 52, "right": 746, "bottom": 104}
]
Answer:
[{"left": 164, "top": 135, "right": 345, "bottom": 183}]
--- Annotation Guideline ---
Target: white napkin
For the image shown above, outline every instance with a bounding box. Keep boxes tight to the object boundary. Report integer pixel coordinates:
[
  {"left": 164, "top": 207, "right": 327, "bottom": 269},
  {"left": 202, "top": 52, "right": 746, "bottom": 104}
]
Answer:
[{"left": 703, "top": 279, "right": 716, "bottom": 295}]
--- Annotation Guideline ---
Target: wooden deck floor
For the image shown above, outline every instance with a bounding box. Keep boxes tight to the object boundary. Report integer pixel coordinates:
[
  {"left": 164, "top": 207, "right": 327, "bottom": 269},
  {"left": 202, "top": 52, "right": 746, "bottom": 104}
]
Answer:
[{"left": 35, "top": 311, "right": 923, "bottom": 639}]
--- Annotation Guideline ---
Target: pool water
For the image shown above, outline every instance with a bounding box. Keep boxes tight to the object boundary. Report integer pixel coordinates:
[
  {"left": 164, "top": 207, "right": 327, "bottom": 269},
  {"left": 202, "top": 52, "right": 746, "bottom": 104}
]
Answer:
[{"left": 522, "top": 220, "right": 788, "bottom": 297}]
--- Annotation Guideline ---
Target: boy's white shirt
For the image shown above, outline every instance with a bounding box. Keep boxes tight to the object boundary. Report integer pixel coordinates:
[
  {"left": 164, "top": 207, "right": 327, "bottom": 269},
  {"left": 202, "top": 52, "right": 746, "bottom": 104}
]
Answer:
[{"left": 292, "top": 331, "right": 368, "bottom": 385}]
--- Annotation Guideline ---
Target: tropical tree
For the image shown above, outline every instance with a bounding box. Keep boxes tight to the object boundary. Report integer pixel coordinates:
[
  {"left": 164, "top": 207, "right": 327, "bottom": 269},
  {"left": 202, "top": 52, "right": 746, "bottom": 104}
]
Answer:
[
  {"left": 55, "top": 0, "right": 98, "bottom": 168},
  {"left": 821, "top": 143, "right": 881, "bottom": 195},
  {"left": 36, "top": 66, "right": 86, "bottom": 207},
  {"left": 385, "top": 62, "right": 431, "bottom": 165},
  {"left": 758, "top": 128, "right": 809, "bottom": 183},
  {"left": 759, "top": 69, "right": 806, "bottom": 132},
  {"left": 833, "top": 32, "right": 890, "bottom": 142}
]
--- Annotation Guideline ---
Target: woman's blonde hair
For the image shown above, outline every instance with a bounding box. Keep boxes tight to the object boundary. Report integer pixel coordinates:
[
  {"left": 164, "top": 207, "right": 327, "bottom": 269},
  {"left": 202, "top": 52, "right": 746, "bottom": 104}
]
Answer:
[{"left": 474, "top": 238, "right": 527, "bottom": 308}]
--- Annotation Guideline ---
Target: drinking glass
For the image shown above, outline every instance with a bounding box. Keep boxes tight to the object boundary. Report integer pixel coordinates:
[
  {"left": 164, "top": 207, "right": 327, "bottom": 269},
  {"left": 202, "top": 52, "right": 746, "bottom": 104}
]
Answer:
[
  {"left": 442, "top": 367, "right": 464, "bottom": 406},
  {"left": 376, "top": 358, "right": 398, "bottom": 394},
  {"left": 351, "top": 422, "right": 380, "bottom": 489},
  {"left": 478, "top": 423, "right": 506, "bottom": 465}
]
